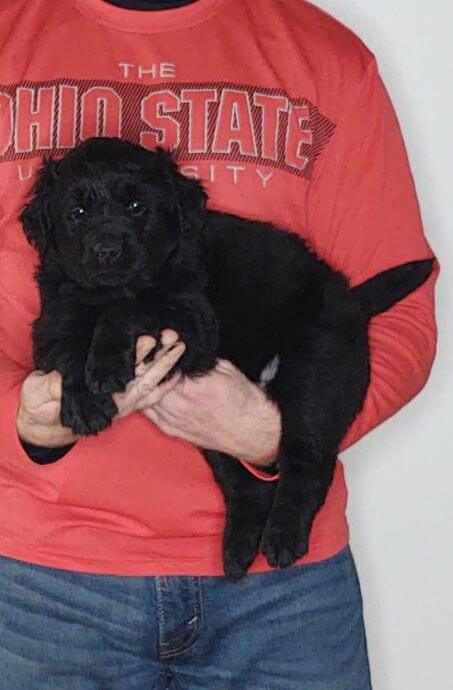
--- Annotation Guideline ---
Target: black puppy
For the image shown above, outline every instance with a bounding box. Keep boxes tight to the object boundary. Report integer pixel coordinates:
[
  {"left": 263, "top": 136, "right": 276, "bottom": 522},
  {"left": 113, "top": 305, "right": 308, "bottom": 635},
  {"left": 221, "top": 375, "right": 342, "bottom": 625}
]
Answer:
[{"left": 20, "top": 137, "right": 433, "bottom": 579}]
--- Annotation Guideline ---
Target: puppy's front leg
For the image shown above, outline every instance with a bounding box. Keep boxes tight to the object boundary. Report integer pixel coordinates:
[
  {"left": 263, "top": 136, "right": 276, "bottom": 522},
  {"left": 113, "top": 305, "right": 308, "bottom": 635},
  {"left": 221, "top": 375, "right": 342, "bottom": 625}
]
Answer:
[
  {"left": 154, "top": 292, "right": 219, "bottom": 377},
  {"left": 85, "top": 306, "right": 162, "bottom": 396},
  {"left": 86, "top": 314, "right": 139, "bottom": 396},
  {"left": 61, "top": 378, "right": 118, "bottom": 437},
  {"left": 33, "top": 306, "right": 117, "bottom": 437}
]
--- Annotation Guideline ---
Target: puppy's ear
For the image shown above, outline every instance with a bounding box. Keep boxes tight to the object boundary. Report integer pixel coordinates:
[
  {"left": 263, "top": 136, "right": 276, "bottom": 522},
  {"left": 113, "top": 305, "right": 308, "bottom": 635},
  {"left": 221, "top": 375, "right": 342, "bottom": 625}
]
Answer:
[
  {"left": 155, "top": 147, "right": 207, "bottom": 233},
  {"left": 19, "top": 158, "right": 59, "bottom": 255}
]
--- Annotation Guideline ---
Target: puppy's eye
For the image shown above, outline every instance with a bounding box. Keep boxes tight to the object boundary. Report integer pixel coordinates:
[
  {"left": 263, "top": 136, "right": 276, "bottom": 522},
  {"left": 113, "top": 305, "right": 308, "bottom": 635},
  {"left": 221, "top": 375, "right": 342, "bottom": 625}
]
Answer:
[
  {"left": 127, "top": 201, "right": 147, "bottom": 215},
  {"left": 69, "top": 207, "right": 86, "bottom": 221}
]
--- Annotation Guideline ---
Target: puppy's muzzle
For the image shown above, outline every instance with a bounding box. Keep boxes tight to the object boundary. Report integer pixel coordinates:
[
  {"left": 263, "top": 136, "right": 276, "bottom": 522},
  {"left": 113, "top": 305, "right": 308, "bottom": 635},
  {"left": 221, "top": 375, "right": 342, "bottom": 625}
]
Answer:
[
  {"left": 85, "top": 227, "right": 130, "bottom": 269},
  {"left": 94, "top": 242, "right": 122, "bottom": 266}
]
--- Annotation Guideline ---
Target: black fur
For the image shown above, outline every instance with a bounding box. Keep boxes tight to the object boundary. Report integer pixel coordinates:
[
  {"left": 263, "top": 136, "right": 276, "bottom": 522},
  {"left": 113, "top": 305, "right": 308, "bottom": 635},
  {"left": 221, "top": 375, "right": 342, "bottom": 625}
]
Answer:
[{"left": 20, "top": 137, "right": 433, "bottom": 579}]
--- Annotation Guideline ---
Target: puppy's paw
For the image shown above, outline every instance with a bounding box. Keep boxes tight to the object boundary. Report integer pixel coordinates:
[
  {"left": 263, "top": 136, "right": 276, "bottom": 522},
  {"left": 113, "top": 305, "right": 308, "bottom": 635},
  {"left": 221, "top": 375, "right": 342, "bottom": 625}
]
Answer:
[
  {"left": 260, "top": 513, "right": 309, "bottom": 569},
  {"left": 85, "top": 353, "right": 135, "bottom": 395},
  {"left": 61, "top": 387, "right": 118, "bottom": 436},
  {"left": 178, "top": 348, "right": 218, "bottom": 376},
  {"left": 223, "top": 523, "right": 262, "bottom": 581}
]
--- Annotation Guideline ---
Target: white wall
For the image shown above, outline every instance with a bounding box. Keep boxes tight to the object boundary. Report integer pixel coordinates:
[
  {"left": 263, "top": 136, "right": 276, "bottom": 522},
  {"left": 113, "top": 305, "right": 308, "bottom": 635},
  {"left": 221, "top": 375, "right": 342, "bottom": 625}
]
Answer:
[{"left": 312, "top": 1, "right": 452, "bottom": 688}]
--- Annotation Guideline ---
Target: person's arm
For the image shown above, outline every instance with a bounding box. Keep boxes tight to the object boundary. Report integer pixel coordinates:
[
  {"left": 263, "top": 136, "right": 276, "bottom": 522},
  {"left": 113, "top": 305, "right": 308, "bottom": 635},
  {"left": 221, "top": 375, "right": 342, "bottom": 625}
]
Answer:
[
  {"left": 305, "top": 57, "right": 438, "bottom": 453},
  {"left": 137, "top": 58, "right": 437, "bottom": 476},
  {"left": 138, "top": 356, "right": 283, "bottom": 480},
  {"left": 6, "top": 332, "right": 186, "bottom": 463}
]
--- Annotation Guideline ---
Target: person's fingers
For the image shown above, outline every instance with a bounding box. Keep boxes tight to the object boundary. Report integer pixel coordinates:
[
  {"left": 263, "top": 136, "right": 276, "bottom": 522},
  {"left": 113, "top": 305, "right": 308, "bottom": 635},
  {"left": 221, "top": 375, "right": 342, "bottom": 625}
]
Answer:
[
  {"left": 22, "top": 370, "right": 62, "bottom": 411},
  {"left": 216, "top": 358, "right": 236, "bottom": 373},
  {"left": 135, "top": 371, "right": 182, "bottom": 410},
  {"left": 134, "top": 336, "right": 186, "bottom": 381},
  {"left": 141, "top": 405, "right": 175, "bottom": 436},
  {"left": 135, "top": 343, "right": 186, "bottom": 397},
  {"left": 134, "top": 332, "right": 182, "bottom": 378},
  {"left": 135, "top": 335, "right": 157, "bottom": 366},
  {"left": 46, "top": 370, "right": 63, "bottom": 401},
  {"left": 124, "top": 340, "right": 185, "bottom": 397},
  {"left": 141, "top": 405, "right": 160, "bottom": 425},
  {"left": 114, "top": 368, "right": 182, "bottom": 420},
  {"left": 154, "top": 339, "right": 182, "bottom": 361},
  {"left": 135, "top": 331, "right": 180, "bottom": 366},
  {"left": 160, "top": 329, "right": 180, "bottom": 348},
  {"left": 134, "top": 341, "right": 170, "bottom": 381}
]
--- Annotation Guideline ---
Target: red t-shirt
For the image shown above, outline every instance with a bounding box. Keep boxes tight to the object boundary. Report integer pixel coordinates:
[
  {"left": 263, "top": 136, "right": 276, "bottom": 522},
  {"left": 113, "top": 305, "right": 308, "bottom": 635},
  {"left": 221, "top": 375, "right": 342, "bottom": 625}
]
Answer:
[{"left": 0, "top": 0, "right": 437, "bottom": 576}]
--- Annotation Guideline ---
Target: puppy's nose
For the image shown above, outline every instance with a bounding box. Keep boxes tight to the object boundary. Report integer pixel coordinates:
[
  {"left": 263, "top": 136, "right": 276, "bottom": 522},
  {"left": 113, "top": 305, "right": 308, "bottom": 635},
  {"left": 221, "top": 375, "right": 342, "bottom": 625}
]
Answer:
[{"left": 95, "top": 244, "right": 121, "bottom": 265}]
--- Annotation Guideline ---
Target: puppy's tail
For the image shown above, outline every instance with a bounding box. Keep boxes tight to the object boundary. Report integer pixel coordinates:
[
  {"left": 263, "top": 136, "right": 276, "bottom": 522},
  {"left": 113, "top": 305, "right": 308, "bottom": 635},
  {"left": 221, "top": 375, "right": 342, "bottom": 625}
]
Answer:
[{"left": 352, "top": 259, "right": 434, "bottom": 318}]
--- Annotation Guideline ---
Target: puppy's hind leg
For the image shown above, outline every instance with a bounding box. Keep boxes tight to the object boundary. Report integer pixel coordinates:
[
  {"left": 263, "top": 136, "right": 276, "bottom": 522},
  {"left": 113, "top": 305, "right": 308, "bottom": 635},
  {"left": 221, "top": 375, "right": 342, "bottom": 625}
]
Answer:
[
  {"left": 260, "top": 320, "right": 369, "bottom": 569},
  {"left": 202, "top": 450, "right": 276, "bottom": 580},
  {"left": 260, "top": 432, "right": 337, "bottom": 569}
]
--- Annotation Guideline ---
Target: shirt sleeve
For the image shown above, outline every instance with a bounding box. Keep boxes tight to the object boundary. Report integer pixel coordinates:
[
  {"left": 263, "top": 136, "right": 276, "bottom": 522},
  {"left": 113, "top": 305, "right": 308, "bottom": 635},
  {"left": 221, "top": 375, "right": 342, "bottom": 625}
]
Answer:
[{"left": 305, "top": 57, "right": 438, "bottom": 453}]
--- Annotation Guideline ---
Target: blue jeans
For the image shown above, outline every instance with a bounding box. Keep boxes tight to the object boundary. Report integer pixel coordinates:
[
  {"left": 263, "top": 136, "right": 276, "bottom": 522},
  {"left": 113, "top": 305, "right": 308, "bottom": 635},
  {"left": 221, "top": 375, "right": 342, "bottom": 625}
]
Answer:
[{"left": 0, "top": 546, "right": 371, "bottom": 689}]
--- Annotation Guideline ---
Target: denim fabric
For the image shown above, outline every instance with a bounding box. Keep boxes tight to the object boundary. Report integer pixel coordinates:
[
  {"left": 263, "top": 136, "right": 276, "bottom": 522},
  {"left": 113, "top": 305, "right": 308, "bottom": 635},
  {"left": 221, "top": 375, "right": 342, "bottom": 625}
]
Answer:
[{"left": 0, "top": 546, "right": 372, "bottom": 689}]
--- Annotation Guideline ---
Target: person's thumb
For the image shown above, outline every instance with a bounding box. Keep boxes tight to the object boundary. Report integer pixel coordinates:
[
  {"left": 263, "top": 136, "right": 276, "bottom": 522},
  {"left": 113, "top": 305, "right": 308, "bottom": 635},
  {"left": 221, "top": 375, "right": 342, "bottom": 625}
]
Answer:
[
  {"left": 45, "top": 370, "right": 63, "bottom": 401},
  {"left": 26, "top": 370, "right": 62, "bottom": 407}
]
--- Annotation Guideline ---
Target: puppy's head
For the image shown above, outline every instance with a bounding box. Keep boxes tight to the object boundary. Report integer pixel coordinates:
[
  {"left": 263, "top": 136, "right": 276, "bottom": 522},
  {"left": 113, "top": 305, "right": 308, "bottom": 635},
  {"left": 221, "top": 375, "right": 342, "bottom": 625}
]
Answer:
[{"left": 20, "top": 138, "right": 207, "bottom": 289}]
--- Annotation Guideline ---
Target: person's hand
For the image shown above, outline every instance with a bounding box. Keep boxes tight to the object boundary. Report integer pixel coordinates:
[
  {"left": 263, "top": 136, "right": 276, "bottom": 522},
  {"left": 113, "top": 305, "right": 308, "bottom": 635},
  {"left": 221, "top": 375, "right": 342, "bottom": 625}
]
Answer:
[
  {"left": 139, "top": 358, "right": 282, "bottom": 466},
  {"left": 112, "top": 330, "right": 185, "bottom": 420},
  {"left": 16, "top": 330, "right": 186, "bottom": 448},
  {"left": 16, "top": 369, "right": 79, "bottom": 448}
]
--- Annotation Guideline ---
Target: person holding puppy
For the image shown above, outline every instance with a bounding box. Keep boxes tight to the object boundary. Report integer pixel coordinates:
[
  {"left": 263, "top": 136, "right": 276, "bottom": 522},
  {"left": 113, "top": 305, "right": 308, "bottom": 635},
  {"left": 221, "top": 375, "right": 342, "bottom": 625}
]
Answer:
[{"left": 0, "top": 0, "right": 437, "bottom": 688}]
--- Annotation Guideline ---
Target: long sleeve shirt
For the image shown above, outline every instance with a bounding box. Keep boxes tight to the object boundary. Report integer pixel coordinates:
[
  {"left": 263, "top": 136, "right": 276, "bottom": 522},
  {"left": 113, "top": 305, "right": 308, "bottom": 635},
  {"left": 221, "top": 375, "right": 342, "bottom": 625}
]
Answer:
[{"left": 0, "top": 0, "right": 437, "bottom": 575}]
